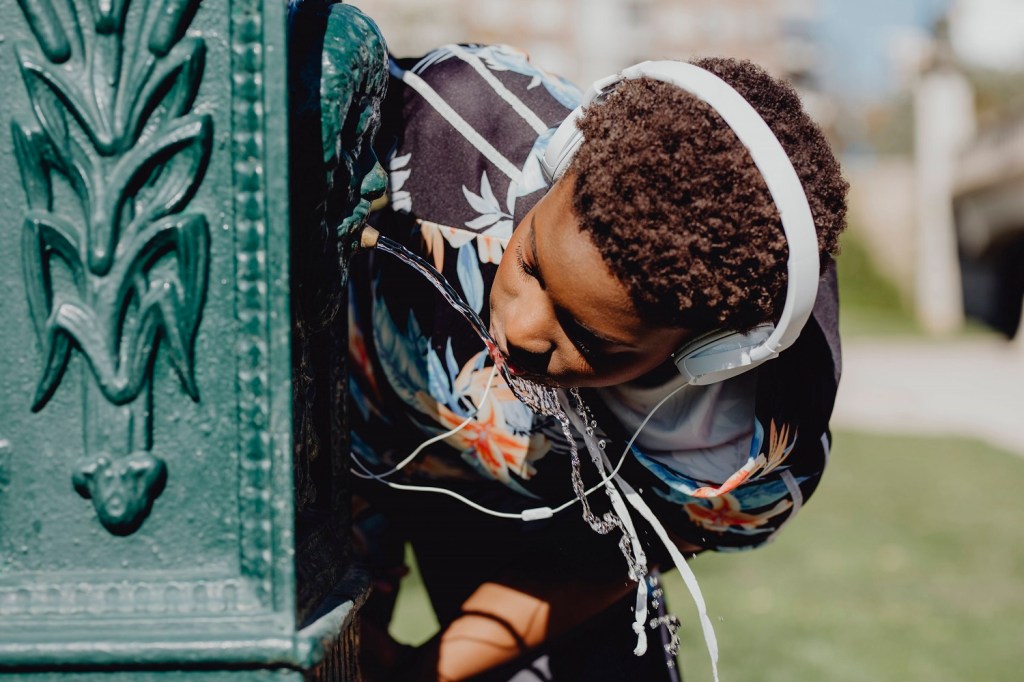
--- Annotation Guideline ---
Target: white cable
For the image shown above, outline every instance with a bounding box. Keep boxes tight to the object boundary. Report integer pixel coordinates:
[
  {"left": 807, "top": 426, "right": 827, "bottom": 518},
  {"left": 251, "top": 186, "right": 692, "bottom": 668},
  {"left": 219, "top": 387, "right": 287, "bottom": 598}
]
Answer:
[
  {"left": 351, "top": 364, "right": 499, "bottom": 480},
  {"left": 563, "top": 391, "right": 653, "bottom": 654},
  {"left": 353, "top": 368, "right": 691, "bottom": 522},
  {"left": 554, "top": 379, "right": 691, "bottom": 514},
  {"left": 610, "top": 465, "right": 720, "bottom": 682},
  {"left": 350, "top": 336, "right": 716, "bottom": 666},
  {"left": 350, "top": 365, "right": 554, "bottom": 520}
]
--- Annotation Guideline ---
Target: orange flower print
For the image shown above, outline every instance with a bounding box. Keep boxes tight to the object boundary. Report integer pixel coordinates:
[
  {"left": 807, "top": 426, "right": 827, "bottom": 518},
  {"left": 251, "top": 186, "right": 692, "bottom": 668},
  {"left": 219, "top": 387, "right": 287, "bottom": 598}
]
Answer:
[
  {"left": 432, "top": 391, "right": 532, "bottom": 482},
  {"left": 683, "top": 494, "right": 793, "bottom": 534},
  {"left": 689, "top": 419, "right": 796, "bottom": 499},
  {"left": 417, "top": 353, "right": 548, "bottom": 482},
  {"left": 418, "top": 219, "right": 510, "bottom": 269}
]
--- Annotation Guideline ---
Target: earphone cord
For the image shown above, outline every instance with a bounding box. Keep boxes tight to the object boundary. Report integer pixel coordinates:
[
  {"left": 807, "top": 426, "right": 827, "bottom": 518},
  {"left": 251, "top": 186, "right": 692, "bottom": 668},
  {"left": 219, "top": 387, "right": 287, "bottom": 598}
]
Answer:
[
  {"left": 354, "top": 360, "right": 501, "bottom": 477},
  {"left": 350, "top": 361, "right": 689, "bottom": 520}
]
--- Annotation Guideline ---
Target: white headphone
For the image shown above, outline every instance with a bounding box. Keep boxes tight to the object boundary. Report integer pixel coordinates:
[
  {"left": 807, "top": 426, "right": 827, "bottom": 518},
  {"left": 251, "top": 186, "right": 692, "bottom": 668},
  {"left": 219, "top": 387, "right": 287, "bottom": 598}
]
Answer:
[{"left": 542, "top": 60, "right": 821, "bottom": 386}]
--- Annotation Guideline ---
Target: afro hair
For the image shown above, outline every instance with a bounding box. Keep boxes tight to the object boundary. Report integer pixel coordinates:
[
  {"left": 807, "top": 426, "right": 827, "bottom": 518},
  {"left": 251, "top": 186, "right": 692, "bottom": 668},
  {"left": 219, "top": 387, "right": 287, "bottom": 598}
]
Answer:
[{"left": 568, "top": 57, "right": 848, "bottom": 333}]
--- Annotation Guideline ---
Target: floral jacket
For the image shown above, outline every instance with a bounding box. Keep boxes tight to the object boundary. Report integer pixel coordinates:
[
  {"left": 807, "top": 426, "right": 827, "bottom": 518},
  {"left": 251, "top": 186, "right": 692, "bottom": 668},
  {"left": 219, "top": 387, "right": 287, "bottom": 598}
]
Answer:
[{"left": 348, "top": 45, "right": 842, "bottom": 553}]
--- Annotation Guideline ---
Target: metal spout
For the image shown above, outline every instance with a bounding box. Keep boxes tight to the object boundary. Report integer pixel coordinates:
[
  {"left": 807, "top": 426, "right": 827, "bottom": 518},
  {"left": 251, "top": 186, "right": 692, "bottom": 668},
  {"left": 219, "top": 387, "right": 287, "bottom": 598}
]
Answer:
[{"left": 360, "top": 225, "right": 380, "bottom": 249}]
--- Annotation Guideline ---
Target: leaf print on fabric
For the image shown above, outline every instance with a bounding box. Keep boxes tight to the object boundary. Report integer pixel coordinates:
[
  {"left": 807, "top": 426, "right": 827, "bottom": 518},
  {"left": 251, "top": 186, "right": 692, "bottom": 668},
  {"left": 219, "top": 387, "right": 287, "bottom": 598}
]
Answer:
[
  {"left": 427, "top": 343, "right": 455, "bottom": 411},
  {"left": 432, "top": 386, "right": 532, "bottom": 483},
  {"left": 682, "top": 494, "right": 792, "bottom": 534},
  {"left": 414, "top": 351, "right": 551, "bottom": 483},
  {"left": 457, "top": 243, "right": 485, "bottom": 313},
  {"left": 462, "top": 170, "right": 514, "bottom": 239},
  {"left": 473, "top": 45, "right": 582, "bottom": 110},
  {"left": 370, "top": 283, "right": 433, "bottom": 414},
  {"left": 388, "top": 151, "right": 412, "bottom": 212},
  {"left": 418, "top": 218, "right": 508, "bottom": 268},
  {"left": 687, "top": 419, "right": 797, "bottom": 499},
  {"left": 424, "top": 339, "right": 481, "bottom": 417}
]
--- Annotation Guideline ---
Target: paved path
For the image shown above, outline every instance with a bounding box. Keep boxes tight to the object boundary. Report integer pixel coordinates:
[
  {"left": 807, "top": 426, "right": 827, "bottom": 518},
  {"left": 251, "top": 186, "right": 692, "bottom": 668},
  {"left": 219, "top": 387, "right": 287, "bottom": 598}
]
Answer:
[{"left": 832, "top": 337, "right": 1024, "bottom": 456}]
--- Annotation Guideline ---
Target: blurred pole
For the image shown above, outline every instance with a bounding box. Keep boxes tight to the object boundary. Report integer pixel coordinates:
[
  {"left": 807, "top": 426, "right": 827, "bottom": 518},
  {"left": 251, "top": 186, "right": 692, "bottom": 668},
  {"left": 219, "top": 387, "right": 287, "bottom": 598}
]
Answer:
[
  {"left": 912, "top": 20, "right": 973, "bottom": 334},
  {"left": 578, "top": 0, "right": 635, "bottom": 83}
]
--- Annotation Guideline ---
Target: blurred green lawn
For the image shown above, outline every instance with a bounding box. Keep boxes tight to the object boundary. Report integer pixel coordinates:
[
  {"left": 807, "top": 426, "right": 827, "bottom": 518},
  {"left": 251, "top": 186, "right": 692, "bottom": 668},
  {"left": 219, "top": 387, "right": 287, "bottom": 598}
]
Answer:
[
  {"left": 670, "top": 431, "right": 1024, "bottom": 682},
  {"left": 834, "top": 229, "right": 921, "bottom": 338},
  {"left": 389, "top": 431, "right": 1024, "bottom": 681}
]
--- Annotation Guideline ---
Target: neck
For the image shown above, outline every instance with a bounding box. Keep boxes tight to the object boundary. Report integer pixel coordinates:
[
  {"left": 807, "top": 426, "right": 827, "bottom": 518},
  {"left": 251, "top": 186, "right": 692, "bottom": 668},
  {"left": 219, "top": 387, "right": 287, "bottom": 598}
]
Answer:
[{"left": 628, "top": 358, "right": 681, "bottom": 388}]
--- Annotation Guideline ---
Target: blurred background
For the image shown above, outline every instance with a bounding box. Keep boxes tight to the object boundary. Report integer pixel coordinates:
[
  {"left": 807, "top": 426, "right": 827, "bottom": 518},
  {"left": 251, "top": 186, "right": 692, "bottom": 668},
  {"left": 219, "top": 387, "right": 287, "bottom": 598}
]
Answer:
[{"left": 352, "top": 0, "right": 1024, "bottom": 679}]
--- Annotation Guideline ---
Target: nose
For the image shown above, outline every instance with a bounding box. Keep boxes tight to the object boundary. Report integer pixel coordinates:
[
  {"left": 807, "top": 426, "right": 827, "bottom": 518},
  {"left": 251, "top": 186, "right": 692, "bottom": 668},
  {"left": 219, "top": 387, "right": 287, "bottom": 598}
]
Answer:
[
  {"left": 502, "top": 295, "right": 556, "bottom": 375},
  {"left": 360, "top": 159, "right": 387, "bottom": 202}
]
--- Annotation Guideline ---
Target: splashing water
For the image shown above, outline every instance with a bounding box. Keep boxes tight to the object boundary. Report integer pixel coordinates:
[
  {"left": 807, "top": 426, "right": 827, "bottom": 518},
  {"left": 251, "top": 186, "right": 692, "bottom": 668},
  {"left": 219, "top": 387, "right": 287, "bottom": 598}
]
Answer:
[
  {"left": 372, "top": 233, "right": 561, "bottom": 415},
  {"left": 369, "top": 234, "right": 632, "bottom": 541}
]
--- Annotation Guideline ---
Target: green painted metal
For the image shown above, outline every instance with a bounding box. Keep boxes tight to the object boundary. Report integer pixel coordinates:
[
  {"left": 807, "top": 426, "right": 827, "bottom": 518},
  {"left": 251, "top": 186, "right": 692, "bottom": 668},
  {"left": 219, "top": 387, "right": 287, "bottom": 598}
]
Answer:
[{"left": 0, "top": 0, "right": 387, "bottom": 677}]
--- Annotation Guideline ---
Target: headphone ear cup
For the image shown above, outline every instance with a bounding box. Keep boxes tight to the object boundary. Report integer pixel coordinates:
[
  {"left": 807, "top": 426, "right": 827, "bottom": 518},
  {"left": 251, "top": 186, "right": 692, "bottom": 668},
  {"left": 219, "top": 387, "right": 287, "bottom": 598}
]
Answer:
[
  {"left": 673, "top": 323, "right": 776, "bottom": 385},
  {"left": 541, "top": 106, "right": 586, "bottom": 182}
]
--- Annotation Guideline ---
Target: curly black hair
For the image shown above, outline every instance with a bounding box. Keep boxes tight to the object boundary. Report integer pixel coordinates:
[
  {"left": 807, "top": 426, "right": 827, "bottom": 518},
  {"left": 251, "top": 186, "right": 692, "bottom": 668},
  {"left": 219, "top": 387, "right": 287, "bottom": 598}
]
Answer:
[{"left": 569, "top": 58, "right": 848, "bottom": 333}]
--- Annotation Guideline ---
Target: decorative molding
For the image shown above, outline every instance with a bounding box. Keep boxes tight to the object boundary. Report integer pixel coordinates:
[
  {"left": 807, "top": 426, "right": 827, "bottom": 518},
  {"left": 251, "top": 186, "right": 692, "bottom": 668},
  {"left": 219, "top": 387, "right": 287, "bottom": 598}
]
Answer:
[
  {"left": 230, "top": 0, "right": 275, "bottom": 608},
  {"left": 13, "top": 0, "right": 211, "bottom": 535},
  {"left": 0, "top": 576, "right": 260, "bottom": 617},
  {"left": 0, "top": 0, "right": 286, "bottom": 618}
]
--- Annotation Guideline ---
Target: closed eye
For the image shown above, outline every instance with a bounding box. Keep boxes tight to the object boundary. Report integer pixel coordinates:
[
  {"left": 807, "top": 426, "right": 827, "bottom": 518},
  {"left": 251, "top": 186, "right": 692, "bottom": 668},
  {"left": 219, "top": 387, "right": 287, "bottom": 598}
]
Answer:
[{"left": 515, "top": 243, "right": 540, "bottom": 281}]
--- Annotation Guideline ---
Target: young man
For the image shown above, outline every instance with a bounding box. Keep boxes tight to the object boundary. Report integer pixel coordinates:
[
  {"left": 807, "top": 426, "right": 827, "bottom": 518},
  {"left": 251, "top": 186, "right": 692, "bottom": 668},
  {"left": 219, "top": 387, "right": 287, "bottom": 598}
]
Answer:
[{"left": 348, "top": 44, "right": 846, "bottom": 680}]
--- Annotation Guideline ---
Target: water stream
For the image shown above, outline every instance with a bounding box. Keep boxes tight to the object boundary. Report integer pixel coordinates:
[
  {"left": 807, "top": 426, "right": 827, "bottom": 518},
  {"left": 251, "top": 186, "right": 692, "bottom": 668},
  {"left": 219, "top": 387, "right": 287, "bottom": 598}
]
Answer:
[
  {"left": 368, "top": 232, "right": 630, "bottom": 534},
  {"left": 372, "top": 232, "right": 562, "bottom": 416}
]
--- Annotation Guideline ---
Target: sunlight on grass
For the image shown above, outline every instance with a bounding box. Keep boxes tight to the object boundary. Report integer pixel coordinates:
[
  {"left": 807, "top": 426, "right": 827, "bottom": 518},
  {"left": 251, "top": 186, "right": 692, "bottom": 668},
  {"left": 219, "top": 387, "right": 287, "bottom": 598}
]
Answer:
[
  {"left": 669, "top": 430, "right": 1024, "bottom": 682},
  {"left": 390, "top": 542, "right": 439, "bottom": 646}
]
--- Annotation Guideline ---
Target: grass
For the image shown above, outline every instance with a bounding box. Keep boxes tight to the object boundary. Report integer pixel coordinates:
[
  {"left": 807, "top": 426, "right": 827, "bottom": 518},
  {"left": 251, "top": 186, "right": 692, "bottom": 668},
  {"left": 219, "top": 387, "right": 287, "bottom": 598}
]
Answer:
[
  {"left": 671, "top": 430, "right": 1024, "bottom": 682},
  {"left": 388, "top": 430, "right": 1024, "bottom": 681},
  {"left": 834, "top": 230, "right": 922, "bottom": 339}
]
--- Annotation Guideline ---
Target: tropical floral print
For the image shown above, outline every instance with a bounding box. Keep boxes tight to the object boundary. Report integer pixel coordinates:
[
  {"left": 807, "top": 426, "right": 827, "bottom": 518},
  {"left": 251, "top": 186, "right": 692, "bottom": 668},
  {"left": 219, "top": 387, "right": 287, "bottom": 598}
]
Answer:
[
  {"left": 689, "top": 419, "right": 797, "bottom": 498},
  {"left": 463, "top": 170, "right": 516, "bottom": 238},
  {"left": 351, "top": 228, "right": 553, "bottom": 487},
  {"left": 388, "top": 152, "right": 413, "bottom": 213},
  {"left": 420, "top": 219, "right": 507, "bottom": 270},
  {"left": 682, "top": 493, "right": 793, "bottom": 534}
]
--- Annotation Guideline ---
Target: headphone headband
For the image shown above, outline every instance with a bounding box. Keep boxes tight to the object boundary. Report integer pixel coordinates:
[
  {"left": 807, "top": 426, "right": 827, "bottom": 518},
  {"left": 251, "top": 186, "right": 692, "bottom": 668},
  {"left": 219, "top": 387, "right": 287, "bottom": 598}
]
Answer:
[{"left": 542, "top": 61, "right": 820, "bottom": 384}]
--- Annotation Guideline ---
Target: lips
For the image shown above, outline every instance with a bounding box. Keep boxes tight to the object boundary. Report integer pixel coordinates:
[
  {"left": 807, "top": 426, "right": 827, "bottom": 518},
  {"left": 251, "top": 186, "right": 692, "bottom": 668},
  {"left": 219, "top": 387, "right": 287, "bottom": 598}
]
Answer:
[{"left": 486, "top": 324, "right": 525, "bottom": 377}]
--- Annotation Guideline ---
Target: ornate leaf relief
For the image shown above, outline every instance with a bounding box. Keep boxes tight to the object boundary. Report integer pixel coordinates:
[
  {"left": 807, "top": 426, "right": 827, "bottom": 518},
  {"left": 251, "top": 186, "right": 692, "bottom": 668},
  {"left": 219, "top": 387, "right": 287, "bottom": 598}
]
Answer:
[{"left": 13, "top": 0, "right": 211, "bottom": 535}]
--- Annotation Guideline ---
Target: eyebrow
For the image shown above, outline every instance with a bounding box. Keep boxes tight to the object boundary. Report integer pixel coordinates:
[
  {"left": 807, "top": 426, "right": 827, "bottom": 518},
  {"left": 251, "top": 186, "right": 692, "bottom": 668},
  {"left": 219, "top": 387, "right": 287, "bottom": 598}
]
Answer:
[{"left": 531, "top": 216, "right": 635, "bottom": 349}]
